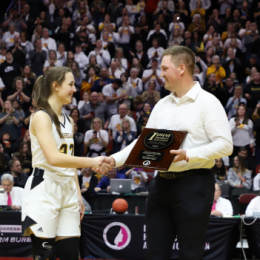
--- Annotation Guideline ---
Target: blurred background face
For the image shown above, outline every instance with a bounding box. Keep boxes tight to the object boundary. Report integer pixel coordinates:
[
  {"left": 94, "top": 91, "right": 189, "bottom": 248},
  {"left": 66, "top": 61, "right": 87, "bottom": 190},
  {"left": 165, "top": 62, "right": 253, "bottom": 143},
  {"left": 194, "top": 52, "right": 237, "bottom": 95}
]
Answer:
[
  {"left": 238, "top": 106, "right": 246, "bottom": 116},
  {"left": 107, "top": 169, "right": 117, "bottom": 178},
  {"left": 43, "top": 29, "right": 49, "bottom": 38},
  {"left": 2, "top": 180, "right": 13, "bottom": 193},
  {"left": 215, "top": 159, "right": 222, "bottom": 168},
  {"left": 143, "top": 103, "right": 151, "bottom": 112},
  {"left": 234, "top": 88, "right": 241, "bottom": 97},
  {"left": 233, "top": 157, "right": 239, "bottom": 167}
]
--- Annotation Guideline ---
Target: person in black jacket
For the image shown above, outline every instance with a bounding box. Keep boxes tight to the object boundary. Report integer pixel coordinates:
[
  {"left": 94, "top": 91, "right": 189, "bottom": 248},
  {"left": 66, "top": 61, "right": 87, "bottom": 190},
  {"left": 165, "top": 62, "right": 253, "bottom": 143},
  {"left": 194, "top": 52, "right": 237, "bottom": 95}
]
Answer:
[
  {"left": 129, "top": 40, "right": 149, "bottom": 69},
  {"left": 129, "top": 24, "right": 147, "bottom": 51},
  {"left": 78, "top": 167, "right": 98, "bottom": 207}
]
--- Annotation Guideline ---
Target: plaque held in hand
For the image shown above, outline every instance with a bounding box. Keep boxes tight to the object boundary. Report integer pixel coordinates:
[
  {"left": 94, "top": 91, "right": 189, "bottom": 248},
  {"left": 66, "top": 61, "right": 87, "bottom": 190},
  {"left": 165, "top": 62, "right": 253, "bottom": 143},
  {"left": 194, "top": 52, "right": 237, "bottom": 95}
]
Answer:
[{"left": 123, "top": 128, "right": 187, "bottom": 171}]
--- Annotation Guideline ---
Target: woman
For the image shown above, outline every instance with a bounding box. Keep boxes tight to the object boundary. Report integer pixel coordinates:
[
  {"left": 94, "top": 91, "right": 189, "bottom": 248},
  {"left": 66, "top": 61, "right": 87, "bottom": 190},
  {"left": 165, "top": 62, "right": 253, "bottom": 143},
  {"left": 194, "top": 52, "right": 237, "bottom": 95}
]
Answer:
[
  {"left": 229, "top": 105, "right": 254, "bottom": 157},
  {"left": 101, "top": 31, "right": 115, "bottom": 58},
  {"left": 70, "top": 108, "right": 85, "bottom": 134},
  {"left": 126, "top": 0, "right": 139, "bottom": 24},
  {"left": 188, "top": 14, "right": 205, "bottom": 35},
  {"left": 131, "top": 58, "right": 144, "bottom": 78},
  {"left": 190, "top": 1, "right": 206, "bottom": 30},
  {"left": 176, "top": 2, "right": 189, "bottom": 27},
  {"left": 98, "top": 93, "right": 105, "bottom": 103},
  {"left": 19, "top": 141, "right": 32, "bottom": 176},
  {"left": 63, "top": 50, "right": 75, "bottom": 67},
  {"left": 21, "top": 65, "right": 36, "bottom": 95},
  {"left": 98, "top": 13, "right": 115, "bottom": 33},
  {"left": 56, "top": 43, "right": 67, "bottom": 66},
  {"left": 157, "top": 14, "right": 168, "bottom": 32},
  {"left": 13, "top": 99, "right": 25, "bottom": 135},
  {"left": 212, "top": 159, "right": 227, "bottom": 182},
  {"left": 169, "top": 13, "right": 185, "bottom": 37},
  {"left": 20, "top": 32, "right": 34, "bottom": 65},
  {"left": 84, "top": 54, "right": 101, "bottom": 76},
  {"left": 138, "top": 15, "right": 149, "bottom": 36},
  {"left": 192, "top": 31, "right": 204, "bottom": 54},
  {"left": 168, "top": 29, "right": 183, "bottom": 46},
  {"left": 128, "top": 68, "right": 143, "bottom": 98},
  {"left": 203, "top": 46, "right": 214, "bottom": 67},
  {"left": 118, "top": 73, "right": 135, "bottom": 108},
  {"left": 69, "top": 62, "right": 82, "bottom": 102},
  {"left": 0, "top": 143, "right": 10, "bottom": 175},
  {"left": 31, "top": 25, "right": 43, "bottom": 45},
  {"left": 246, "top": 67, "right": 258, "bottom": 84},
  {"left": 115, "top": 118, "right": 135, "bottom": 152},
  {"left": 227, "top": 156, "right": 252, "bottom": 190},
  {"left": 43, "top": 50, "right": 62, "bottom": 74},
  {"left": 78, "top": 92, "right": 90, "bottom": 110},
  {"left": 226, "top": 86, "right": 247, "bottom": 119},
  {"left": 84, "top": 117, "right": 109, "bottom": 158},
  {"left": 112, "top": 48, "right": 128, "bottom": 71},
  {"left": 81, "top": 67, "right": 98, "bottom": 96},
  {"left": 7, "top": 77, "right": 31, "bottom": 113},
  {"left": 21, "top": 67, "right": 110, "bottom": 260},
  {"left": 78, "top": 167, "right": 98, "bottom": 205},
  {"left": 141, "top": 80, "right": 161, "bottom": 106}
]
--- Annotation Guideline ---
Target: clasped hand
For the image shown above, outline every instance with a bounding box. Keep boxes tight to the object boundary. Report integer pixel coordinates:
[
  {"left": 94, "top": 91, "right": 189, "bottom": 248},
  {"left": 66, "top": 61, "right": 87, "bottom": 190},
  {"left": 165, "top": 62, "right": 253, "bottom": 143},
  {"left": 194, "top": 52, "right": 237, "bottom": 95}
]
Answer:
[{"left": 92, "top": 156, "right": 116, "bottom": 174}]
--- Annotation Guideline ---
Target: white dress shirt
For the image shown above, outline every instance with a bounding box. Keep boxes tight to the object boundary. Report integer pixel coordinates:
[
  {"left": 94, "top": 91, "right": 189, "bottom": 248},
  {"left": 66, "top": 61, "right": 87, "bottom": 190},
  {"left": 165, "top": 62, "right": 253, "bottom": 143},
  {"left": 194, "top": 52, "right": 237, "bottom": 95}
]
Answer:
[
  {"left": 215, "top": 197, "right": 233, "bottom": 216},
  {"left": 142, "top": 69, "right": 164, "bottom": 91},
  {"left": 245, "top": 196, "right": 260, "bottom": 216},
  {"left": 111, "top": 82, "right": 233, "bottom": 172},
  {"left": 0, "top": 187, "right": 24, "bottom": 207},
  {"left": 88, "top": 50, "right": 111, "bottom": 68}
]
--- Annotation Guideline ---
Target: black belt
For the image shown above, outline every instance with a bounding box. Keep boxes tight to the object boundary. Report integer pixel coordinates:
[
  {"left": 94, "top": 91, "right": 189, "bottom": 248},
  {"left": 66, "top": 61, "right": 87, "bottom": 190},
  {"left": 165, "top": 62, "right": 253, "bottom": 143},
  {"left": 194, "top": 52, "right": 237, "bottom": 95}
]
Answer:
[
  {"left": 158, "top": 169, "right": 209, "bottom": 179},
  {"left": 33, "top": 168, "right": 44, "bottom": 178}
]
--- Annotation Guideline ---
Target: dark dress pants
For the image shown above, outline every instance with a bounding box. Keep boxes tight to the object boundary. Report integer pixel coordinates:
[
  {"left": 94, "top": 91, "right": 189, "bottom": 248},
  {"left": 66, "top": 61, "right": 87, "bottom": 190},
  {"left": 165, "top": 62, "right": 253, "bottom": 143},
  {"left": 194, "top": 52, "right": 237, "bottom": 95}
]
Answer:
[{"left": 145, "top": 169, "right": 215, "bottom": 260}]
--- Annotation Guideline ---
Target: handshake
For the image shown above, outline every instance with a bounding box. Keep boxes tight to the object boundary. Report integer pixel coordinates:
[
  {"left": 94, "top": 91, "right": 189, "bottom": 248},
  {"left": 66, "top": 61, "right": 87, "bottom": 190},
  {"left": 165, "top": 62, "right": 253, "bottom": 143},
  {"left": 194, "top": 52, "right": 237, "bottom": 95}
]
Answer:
[{"left": 91, "top": 156, "right": 116, "bottom": 174}]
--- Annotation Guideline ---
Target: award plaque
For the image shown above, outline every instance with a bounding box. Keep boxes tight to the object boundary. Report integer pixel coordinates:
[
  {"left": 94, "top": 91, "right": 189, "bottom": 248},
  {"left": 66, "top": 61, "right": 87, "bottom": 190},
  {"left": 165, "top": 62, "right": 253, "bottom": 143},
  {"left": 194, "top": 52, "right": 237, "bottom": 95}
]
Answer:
[{"left": 123, "top": 128, "right": 187, "bottom": 171}]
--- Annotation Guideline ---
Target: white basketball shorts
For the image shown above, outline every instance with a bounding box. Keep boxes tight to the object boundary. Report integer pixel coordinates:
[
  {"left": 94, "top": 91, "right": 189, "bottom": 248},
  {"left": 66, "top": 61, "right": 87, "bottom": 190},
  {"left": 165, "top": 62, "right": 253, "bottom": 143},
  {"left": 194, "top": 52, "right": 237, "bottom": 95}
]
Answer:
[{"left": 22, "top": 169, "right": 80, "bottom": 238}]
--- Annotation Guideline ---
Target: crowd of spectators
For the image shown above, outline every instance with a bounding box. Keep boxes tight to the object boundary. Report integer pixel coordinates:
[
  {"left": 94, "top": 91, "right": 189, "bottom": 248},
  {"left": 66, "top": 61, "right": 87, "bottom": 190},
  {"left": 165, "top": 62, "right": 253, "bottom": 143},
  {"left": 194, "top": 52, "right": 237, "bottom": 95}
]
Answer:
[{"left": 0, "top": 0, "right": 260, "bottom": 212}]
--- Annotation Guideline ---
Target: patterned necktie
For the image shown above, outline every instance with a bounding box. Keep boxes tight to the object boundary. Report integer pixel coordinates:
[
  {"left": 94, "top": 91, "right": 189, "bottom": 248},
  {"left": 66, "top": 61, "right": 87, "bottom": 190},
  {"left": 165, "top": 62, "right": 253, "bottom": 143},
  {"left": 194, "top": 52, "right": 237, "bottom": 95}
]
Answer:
[
  {"left": 211, "top": 201, "right": 216, "bottom": 212},
  {"left": 7, "top": 192, "right": 12, "bottom": 206}
]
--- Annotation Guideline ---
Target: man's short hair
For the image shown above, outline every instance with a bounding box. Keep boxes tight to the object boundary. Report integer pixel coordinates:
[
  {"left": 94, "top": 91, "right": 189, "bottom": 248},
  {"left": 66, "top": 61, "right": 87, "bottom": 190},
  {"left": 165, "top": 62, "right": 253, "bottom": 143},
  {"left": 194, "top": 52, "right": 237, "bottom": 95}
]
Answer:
[
  {"left": 1, "top": 173, "right": 14, "bottom": 183},
  {"left": 9, "top": 159, "right": 20, "bottom": 168},
  {"left": 162, "top": 46, "right": 195, "bottom": 76},
  {"left": 239, "top": 147, "right": 248, "bottom": 153}
]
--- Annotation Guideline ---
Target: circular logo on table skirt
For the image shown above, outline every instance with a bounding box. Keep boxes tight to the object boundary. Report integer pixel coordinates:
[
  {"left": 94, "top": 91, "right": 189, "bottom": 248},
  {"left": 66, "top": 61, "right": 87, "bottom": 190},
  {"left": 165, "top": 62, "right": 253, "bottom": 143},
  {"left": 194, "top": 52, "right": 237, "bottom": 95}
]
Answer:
[
  {"left": 144, "top": 130, "right": 175, "bottom": 150},
  {"left": 143, "top": 160, "right": 151, "bottom": 166},
  {"left": 103, "top": 222, "right": 131, "bottom": 250}
]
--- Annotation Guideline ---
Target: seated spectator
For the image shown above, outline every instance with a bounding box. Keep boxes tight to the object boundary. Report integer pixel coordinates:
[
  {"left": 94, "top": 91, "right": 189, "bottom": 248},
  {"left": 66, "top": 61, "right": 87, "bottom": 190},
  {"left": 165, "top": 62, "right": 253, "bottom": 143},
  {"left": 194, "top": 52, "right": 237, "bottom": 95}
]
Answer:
[
  {"left": 125, "top": 167, "right": 148, "bottom": 192},
  {"left": 2, "top": 23, "right": 20, "bottom": 49},
  {"left": 41, "top": 27, "right": 57, "bottom": 59},
  {"left": 108, "top": 60, "right": 124, "bottom": 79},
  {"left": 8, "top": 34, "right": 26, "bottom": 68},
  {"left": 141, "top": 80, "right": 161, "bottom": 106},
  {"left": 226, "top": 86, "right": 246, "bottom": 119},
  {"left": 128, "top": 68, "right": 143, "bottom": 98},
  {"left": 168, "top": 14, "right": 185, "bottom": 39},
  {"left": 142, "top": 59, "right": 164, "bottom": 92},
  {"left": 168, "top": 29, "right": 183, "bottom": 47},
  {"left": 78, "top": 92, "right": 90, "bottom": 110},
  {"left": 129, "top": 41, "right": 149, "bottom": 70},
  {"left": 203, "top": 46, "right": 214, "bottom": 67},
  {"left": 108, "top": 103, "right": 137, "bottom": 150},
  {"left": 203, "top": 26, "right": 218, "bottom": 44},
  {"left": 12, "top": 130, "right": 30, "bottom": 157},
  {"left": 84, "top": 117, "right": 109, "bottom": 157},
  {"left": 88, "top": 40, "right": 111, "bottom": 69},
  {"left": 101, "top": 31, "right": 116, "bottom": 58},
  {"left": 221, "top": 23, "right": 235, "bottom": 43},
  {"left": 43, "top": 50, "right": 62, "bottom": 74},
  {"left": 137, "top": 111, "right": 150, "bottom": 136},
  {"left": 253, "top": 172, "right": 260, "bottom": 191},
  {"left": 147, "top": 38, "right": 164, "bottom": 68},
  {"left": 180, "top": 30, "right": 196, "bottom": 52},
  {"left": 0, "top": 144, "right": 10, "bottom": 175},
  {"left": 118, "top": 73, "right": 135, "bottom": 108},
  {"left": 31, "top": 25, "right": 43, "bottom": 45},
  {"left": 205, "top": 37, "right": 223, "bottom": 57},
  {"left": 79, "top": 167, "right": 98, "bottom": 205},
  {"left": 223, "top": 77, "right": 235, "bottom": 101},
  {"left": 84, "top": 55, "right": 102, "bottom": 77},
  {"left": 69, "top": 108, "right": 85, "bottom": 135},
  {"left": 207, "top": 55, "right": 226, "bottom": 87},
  {"left": 0, "top": 174, "right": 23, "bottom": 210},
  {"left": 91, "top": 68, "right": 113, "bottom": 93},
  {"left": 21, "top": 65, "right": 36, "bottom": 95},
  {"left": 129, "top": 25, "right": 147, "bottom": 51},
  {"left": 155, "top": 5, "right": 172, "bottom": 28},
  {"left": 131, "top": 58, "right": 144, "bottom": 79},
  {"left": 19, "top": 142, "right": 32, "bottom": 176},
  {"left": 147, "top": 23, "right": 167, "bottom": 49},
  {"left": 191, "top": 31, "right": 204, "bottom": 54},
  {"left": 73, "top": 29, "right": 94, "bottom": 56},
  {"left": 212, "top": 158, "right": 227, "bottom": 182},
  {"left": 80, "top": 92, "right": 110, "bottom": 131},
  {"left": 1, "top": 159, "right": 28, "bottom": 189},
  {"left": 114, "top": 118, "right": 135, "bottom": 152},
  {"left": 246, "top": 67, "right": 258, "bottom": 84},
  {"left": 102, "top": 79, "right": 126, "bottom": 115},
  {"left": 230, "top": 105, "right": 254, "bottom": 157},
  {"left": 193, "top": 56, "right": 208, "bottom": 86},
  {"left": 245, "top": 194, "right": 260, "bottom": 216},
  {"left": 29, "top": 39, "right": 47, "bottom": 77},
  {"left": 112, "top": 48, "right": 128, "bottom": 71},
  {"left": 56, "top": 43, "right": 67, "bottom": 66},
  {"left": 227, "top": 156, "right": 252, "bottom": 190},
  {"left": 94, "top": 168, "right": 126, "bottom": 193},
  {"left": 211, "top": 183, "right": 233, "bottom": 216},
  {"left": 0, "top": 100, "right": 20, "bottom": 141},
  {"left": 75, "top": 18, "right": 96, "bottom": 45}
]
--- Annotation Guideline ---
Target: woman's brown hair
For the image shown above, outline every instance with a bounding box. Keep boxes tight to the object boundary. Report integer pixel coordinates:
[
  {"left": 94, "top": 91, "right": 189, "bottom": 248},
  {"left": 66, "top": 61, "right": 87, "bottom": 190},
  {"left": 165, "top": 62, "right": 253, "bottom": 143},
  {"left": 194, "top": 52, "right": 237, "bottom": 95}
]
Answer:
[
  {"left": 233, "top": 155, "right": 247, "bottom": 174},
  {"left": 13, "top": 76, "right": 25, "bottom": 89},
  {"left": 235, "top": 104, "right": 248, "bottom": 125},
  {"left": 32, "top": 66, "right": 72, "bottom": 138}
]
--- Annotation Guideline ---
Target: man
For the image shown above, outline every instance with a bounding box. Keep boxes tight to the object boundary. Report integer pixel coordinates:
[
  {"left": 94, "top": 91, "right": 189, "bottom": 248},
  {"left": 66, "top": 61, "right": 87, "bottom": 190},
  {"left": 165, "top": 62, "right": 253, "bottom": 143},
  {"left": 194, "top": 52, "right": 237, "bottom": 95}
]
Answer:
[
  {"left": 74, "top": 44, "right": 89, "bottom": 77},
  {"left": 41, "top": 27, "right": 57, "bottom": 59},
  {"left": 19, "top": 4, "right": 34, "bottom": 39},
  {"left": 0, "top": 174, "right": 23, "bottom": 210},
  {"left": 109, "top": 60, "right": 122, "bottom": 79},
  {"left": 94, "top": 168, "right": 126, "bottom": 193},
  {"left": 244, "top": 23, "right": 260, "bottom": 59},
  {"left": 2, "top": 159, "right": 28, "bottom": 188},
  {"left": 148, "top": 23, "right": 167, "bottom": 49},
  {"left": 8, "top": 34, "right": 26, "bottom": 68},
  {"left": 102, "top": 79, "right": 126, "bottom": 115},
  {"left": 129, "top": 40, "right": 149, "bottom": 69},
  {"left": 142, "top": 59, "right": 164, "bottom": 91},
  {"left": 97, "top": 46, "right": 232, "bottom": 260},
  {"left": 2, "top": 10, "right": 27, "bottom": 34},
  {"left": 129, "top": 24, "right": 147, "bottom": 51},
  {"left": 88, "top": 40, "right": 111, "bottom": 68},
  {"left": 29, "top": 39, "right": 47, "bottom": 76},
  {"left": 245, "top": 194, "right": 260, "bottom": 216},
  {"left": 147, "top": 38, "right": 165, "bottom": 68},
  {"left": 0, "top": 51, "right": 21, "bottom": 99},
  {"left": 91, "top": 68, "right": 113, "bottom": 93},
  {"left": 155, "top": 1, "right": 173, "bottom": 25},
  {"left": 125, "top": 168, "right": 148, "bottom": 192},
  {"left": 244, "top": 54, "right": 260, "bottom": 78},
  {"left": 211, "top": 183, "right": 233, "bottom": 216},
  {"left": 108, "top": 103, "right": 137, "bottom": 144},
  {"left": 79, "top": 92, "right": 110, "bottom": 131}
]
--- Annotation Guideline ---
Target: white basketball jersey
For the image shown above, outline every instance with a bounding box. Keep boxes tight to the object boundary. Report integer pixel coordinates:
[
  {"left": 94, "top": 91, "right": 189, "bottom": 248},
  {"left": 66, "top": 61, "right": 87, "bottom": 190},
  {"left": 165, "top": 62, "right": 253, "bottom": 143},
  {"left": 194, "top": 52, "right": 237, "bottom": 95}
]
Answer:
[{"left": 30, "top": 110, "right": 75, "bottom": 177}]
